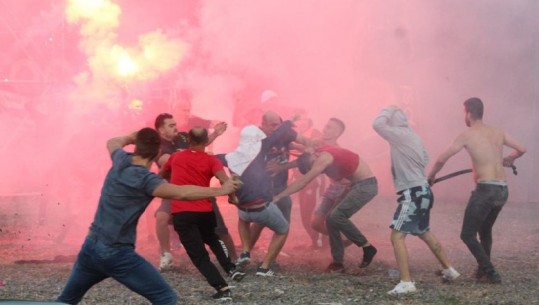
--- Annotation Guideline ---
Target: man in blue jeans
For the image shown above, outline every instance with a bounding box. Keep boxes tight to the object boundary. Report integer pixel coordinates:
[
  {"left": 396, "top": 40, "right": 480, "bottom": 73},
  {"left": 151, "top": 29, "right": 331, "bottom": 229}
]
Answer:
[
  {"left": 56, "top": 128, "right": 240, "bottom": 305},
  {"left": 428, "top": 97, "right": 526, "bottom": 284}
]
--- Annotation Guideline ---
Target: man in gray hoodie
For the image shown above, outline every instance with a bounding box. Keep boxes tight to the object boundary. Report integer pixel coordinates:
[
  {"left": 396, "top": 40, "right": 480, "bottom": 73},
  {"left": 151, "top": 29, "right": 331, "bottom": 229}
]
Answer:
[{"left": 373, "top": 106, "right": 460, "bottom": 295}]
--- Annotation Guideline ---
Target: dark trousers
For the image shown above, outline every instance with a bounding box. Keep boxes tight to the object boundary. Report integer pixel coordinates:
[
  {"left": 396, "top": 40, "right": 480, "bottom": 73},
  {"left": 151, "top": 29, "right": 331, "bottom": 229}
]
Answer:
[
  {"left": 173, "top": 211, "right": 235, "bottom": 290},
  {"left": 460, "top": 183, "right": 508, "bottom": 273},
  {"left": 327, "top": 177, "right": 378, "bottom": 263}
]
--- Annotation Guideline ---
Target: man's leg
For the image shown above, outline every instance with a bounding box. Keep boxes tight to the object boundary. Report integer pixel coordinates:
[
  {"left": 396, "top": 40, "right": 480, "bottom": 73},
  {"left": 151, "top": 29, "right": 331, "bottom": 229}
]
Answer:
[
  {"left": 311, "top": 213, "right": 328, "bottom": 235},
  {"left": 260, "top": 232, "right": 288, "bottom": 269},
  {"left": 326, "top": 181, "right": 377, "bottom": 264},
  {"left": 174, "top": 212, "right": 229, "bottom": 290},
  {"left": 237, "top": 215, "right": 253, "bottom": 254},
  {"left": 213, "top": 198, "right": 238, "bottom": 261},
  {"left": 419, "top": 231, "right": 451, "bottom": 269},
  {"left": 248, "top": 203, "right": 289, "bottom": 272},
  {"left": 249, "top": 223, "right": 265, "bottom": 251},
  {"left": 155, "top": 199, "right": 173, "bottom": 270},
  {"left": 390, "top": 230, "right": 411, "bottom": 281},
  {"left": 57, "top": 239, "right": 108, "bottom": 304},
  {"left": 201, "top": 212, "right": 236, "bottom": 274},
  {"left": 250, "top": 195, "right": 292, "bottom": 250},
  {"left": 299, "top": 187, "right": 319, "bottom": 246},
  {"left": 478, "top": 206, "right": 503, "bottom": 258},
  {"left": 113, "top": 249, "right": 177, "bottom": 305},
  {"left": 460, "top": 191, "right": 498, "bottom": 273},
  {"left": 478, "top": 187, "right": 507, "bottom": 259}
]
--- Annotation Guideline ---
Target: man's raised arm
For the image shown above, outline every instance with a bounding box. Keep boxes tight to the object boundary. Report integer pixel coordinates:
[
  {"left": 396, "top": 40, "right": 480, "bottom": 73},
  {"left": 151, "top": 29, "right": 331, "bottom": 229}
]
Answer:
[{"left": 107, "top": 131, "right": 137, "bottom": 155}]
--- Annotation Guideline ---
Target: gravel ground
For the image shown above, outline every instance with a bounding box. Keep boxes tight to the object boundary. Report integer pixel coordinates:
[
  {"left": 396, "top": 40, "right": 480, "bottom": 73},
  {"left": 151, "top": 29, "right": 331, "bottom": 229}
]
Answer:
[{"left": 1, "top": 197, "right": 538, "bottom": 305}]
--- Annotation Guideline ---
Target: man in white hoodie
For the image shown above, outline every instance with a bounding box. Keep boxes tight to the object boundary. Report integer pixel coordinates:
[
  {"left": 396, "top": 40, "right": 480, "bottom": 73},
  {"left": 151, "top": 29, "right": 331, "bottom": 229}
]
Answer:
[{"left": 373, "top": 106, "right": 460, "bottom": 295}]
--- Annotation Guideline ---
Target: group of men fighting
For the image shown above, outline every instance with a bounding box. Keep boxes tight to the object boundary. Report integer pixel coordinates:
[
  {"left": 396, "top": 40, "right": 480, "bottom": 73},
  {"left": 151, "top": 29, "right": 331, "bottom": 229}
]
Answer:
[{"left": 55, "top": 96, "right": 526, "bottom": 304}]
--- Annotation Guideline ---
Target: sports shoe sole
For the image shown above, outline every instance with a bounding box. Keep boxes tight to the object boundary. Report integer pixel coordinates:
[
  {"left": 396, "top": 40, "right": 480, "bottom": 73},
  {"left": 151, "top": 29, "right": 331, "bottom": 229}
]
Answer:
[
  {"left": 230, "top": 272, "right": 246, "bottom": 281},
  {"left": 235, "top": 255, "right": 251, "bottom": 265},
  {"left": 256, "top": 271, "right": 275, "bottom": 277}
]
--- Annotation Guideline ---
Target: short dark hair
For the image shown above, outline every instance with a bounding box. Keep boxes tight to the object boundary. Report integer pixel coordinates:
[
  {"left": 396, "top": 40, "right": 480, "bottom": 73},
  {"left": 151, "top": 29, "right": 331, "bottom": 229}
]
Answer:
[
  {"left": 188, "top": 127, "right": 209, "bottom": 145},
  {"left": 154, "top": 113, "right": 173, "bottom": 130},
  {"left": 297, "top": 153, "right": 313, "bottom": 175},
  {"left": 464, "top": 97, "right": 483, "bottom": 119},
  {"left": 134, "top": 127, "right": 161, "bottom": 160},
  {"left": 329, "top": 117, "right": 346, "bottom": 134}
]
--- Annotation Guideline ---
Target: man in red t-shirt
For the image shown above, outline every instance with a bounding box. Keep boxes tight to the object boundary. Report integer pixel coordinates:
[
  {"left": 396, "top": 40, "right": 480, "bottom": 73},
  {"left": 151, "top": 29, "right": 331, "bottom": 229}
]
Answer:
[{"left": 161, "top": 127, "right": 243, "bottom": 301}]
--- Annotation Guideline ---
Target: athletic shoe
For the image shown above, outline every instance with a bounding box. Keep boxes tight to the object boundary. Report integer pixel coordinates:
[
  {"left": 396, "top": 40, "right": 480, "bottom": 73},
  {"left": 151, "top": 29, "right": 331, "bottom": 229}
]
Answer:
[
  {"left": 235, "top": 251, "right": 251, "bottom": 266},
  {"left": 159, "top": 252, "right": 173, "bottom": 271},
  {"left": 212, "top": 289, "right": 232, "bottom": 301},
  {"left": 441, "top": 267, "right": 461, "bottom": 281},
  {"left": 228, "top": 268, "right": 246, "bottom": 281},
  {"left": 324, "top": 262, "right": 345, "bottom": 273},
  {"left": 478, "top": 270, "right": 502, "bottom": 284},
  {"left": 256, "top": 266, "right": 275, "bottom": 277},
  {"left": 359, "top": 245, "right": 377, "bottom": 268},
  {"left": 387, "top": 281, "right": 417, "bottom": 295}
]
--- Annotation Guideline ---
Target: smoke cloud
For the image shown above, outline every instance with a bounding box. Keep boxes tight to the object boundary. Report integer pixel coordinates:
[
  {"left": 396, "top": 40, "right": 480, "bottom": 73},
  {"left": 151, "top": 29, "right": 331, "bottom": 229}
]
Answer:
[{"left": 0, "top": 0, "right": 537, "bottom": 254}]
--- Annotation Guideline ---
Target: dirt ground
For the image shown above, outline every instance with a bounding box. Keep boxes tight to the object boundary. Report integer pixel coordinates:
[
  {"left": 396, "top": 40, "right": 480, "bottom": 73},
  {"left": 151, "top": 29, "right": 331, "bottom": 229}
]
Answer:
[{"left": 1, "top": 195, "right": 538, "bottom": 304}]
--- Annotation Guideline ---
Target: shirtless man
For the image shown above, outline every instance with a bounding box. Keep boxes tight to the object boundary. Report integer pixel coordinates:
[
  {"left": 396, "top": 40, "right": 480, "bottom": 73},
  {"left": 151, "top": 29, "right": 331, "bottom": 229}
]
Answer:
[{"left": 428, "top": 97, "right": 526, "bottom": 283}]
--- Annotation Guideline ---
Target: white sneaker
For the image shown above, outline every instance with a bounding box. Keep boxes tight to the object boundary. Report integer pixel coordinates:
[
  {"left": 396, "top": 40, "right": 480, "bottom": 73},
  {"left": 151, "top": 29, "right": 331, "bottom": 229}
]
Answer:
[
  {"left": 441, "top": 267, "right": 460, "bottom": 281},
  {"left": 159, "top": 252, "right": 173, "bottom": 271},
  {"left": 387, "top": 281, "right": 417, "bottom": 295}
]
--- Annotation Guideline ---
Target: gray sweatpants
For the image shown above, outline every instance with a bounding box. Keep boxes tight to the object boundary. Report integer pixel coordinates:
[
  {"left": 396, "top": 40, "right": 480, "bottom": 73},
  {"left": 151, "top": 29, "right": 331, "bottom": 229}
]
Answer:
[{"left": 327, "top": 177, "right": 378, "bottom": 263}]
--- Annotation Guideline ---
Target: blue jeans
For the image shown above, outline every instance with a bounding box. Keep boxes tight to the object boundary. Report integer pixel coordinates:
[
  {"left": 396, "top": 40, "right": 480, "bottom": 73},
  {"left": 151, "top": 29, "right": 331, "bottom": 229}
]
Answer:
[
  {"left": 57, "top": 237, "right": 177, "bottom": 305},
  {"left": 460, "top": 182, "right": 508, "bottom": 273}
]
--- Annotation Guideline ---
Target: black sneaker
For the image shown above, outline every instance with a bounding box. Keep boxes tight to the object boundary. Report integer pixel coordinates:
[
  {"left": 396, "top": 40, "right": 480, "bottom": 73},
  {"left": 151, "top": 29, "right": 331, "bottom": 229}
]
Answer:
[
  {"left": 212, "top": 289, "right": 232, "bottom": 301},
  {"left": 475, "top": 267, "right": 487, "bottom": 281},
  {"left": 255, "top": 266, "right": 275, "bottom": 277},
  {"left": 325, "top": 262, "right": 345, "bottom": 273},
  {"left": 360, "top": 245, "right": 377, "bottom": 268},
  {"left": 229, "top": 268, "right": 246, "bottom": 281},
  {"left": 235, "top": 251, "right": 251, "bottom": 266},
  {"left": 485, "top": 270, "right": 502, "bottom": 284}
]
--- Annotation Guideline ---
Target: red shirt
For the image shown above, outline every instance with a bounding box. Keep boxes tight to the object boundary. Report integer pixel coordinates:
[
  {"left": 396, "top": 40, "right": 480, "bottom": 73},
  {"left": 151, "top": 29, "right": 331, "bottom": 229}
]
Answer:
[
  {"left": 162, "top": 150, "right": 224, "bottom": 213},
  {"left": 317, "top": 145, "right": 359, "bottom": 181}
]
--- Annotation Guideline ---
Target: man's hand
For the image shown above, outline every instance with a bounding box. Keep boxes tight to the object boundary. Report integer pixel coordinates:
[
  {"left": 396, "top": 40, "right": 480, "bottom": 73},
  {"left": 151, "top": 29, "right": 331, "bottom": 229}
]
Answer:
[
  {"left": 427, "top": 174, "right": 436, "bottom": 186},
  {"left": 266, "top": 159, "right": 282, "bottom": 177},
  {"left": 502, "top": 156, "right": 514, "bottom": 168},
  {"left": 228, "top": 194, "right": 239, "bottom": 205},
  {"left": 221, "top": 179, "right": 242, "bottom": 194},
  {"left": 213, "top": 122, "right": 228, "bottom": 136}
]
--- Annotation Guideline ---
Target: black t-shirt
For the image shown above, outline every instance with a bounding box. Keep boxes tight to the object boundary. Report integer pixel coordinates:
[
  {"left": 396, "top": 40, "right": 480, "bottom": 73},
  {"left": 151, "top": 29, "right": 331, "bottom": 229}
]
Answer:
[{"left": 157, "top": 132, "right": 189, "bottom": 167}]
